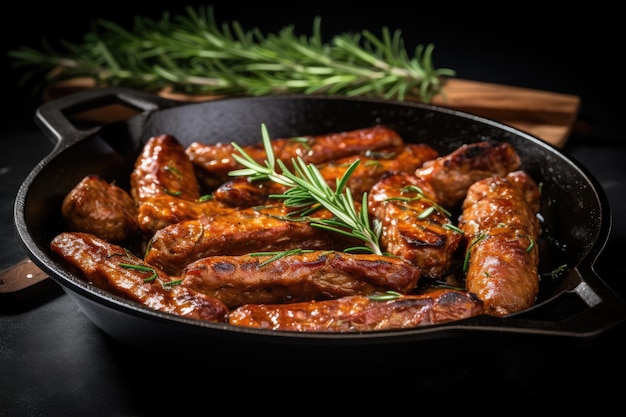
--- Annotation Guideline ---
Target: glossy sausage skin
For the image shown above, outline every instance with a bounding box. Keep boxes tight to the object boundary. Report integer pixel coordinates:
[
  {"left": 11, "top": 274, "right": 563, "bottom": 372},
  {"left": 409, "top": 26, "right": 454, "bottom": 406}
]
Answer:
[
  {"left": 228, "top": 289, "right": 483, "bottom": 332},
  {"left": 50, "top": 232, "right": 229, "bottom": 322},
  {"left": 61, "top": 174, "right": 140, "bottom": 246},
  {"left": 368, "top": 172, "right": 464, "bottom": 279},
  {"left": 130, "top": 134, "right": 216, "bottom": 235},
  {"left": 181, "top": 250, "right": 421, "bottom": 308},
  {"left": 415, "top": 141, "right": 522, "bottom": 208},
  {"left": 458, "top": 171, "right": 541, "bottom": 316},
  {"left": 213, "top": 143, "right": 439, "bottom": 208},
  {"left": 136, "top": 195, "right": 233, "bottom": 236},
  {"left": 131, "top": 134, "right": 201, "bottom": 202},
  {"left": 145, "top": 206, "right": 361, "bottom": 276},
  {"left": 186, "top": 125, "right": 405, "bottom": 186}
]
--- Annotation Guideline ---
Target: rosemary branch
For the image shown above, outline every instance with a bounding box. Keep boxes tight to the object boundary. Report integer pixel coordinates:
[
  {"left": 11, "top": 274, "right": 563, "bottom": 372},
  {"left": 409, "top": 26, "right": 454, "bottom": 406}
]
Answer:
[
  {"left": 229, "top": 124, "right": 383, "bottom": 255},
  {"left": 8, "top": 6, "right": 455, "bottom": 102}
]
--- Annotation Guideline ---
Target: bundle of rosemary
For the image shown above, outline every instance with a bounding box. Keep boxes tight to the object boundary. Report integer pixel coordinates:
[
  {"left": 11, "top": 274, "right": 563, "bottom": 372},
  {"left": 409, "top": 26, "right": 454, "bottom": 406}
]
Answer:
[{"left": 8, "top": 6, "right": 455, "bottom": 103}]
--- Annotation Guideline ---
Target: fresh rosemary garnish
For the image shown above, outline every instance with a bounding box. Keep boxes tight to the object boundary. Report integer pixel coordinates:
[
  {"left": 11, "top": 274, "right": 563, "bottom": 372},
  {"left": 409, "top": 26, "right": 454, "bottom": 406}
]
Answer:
[
  {"left": 164, "top": 164, "right": 182, "bottom": 178},
  {"left": 7, "top": 6, "right": 454, "bottom": 102},
  {"left": 197, "top": 194, "right": 213, "bottom": 202},
  {"left": 163, "top": 188, "right": 182, "bottom": 196},
  {"left": 119, "top": 263, "right": 158, "bottom": 282},
  {"left": 230, "top": 123, "right": 383, "bottom": 255},
  {"left": 463, "top": 233, "right": 486, "bottom": 272},
  {"left": 368, "top": 291, "right": 402, "bottom": 301},
  {"left": 119, "top": 262, "right": 181, "bottom": 289},
  {"left": 384, "top": 184, "right": 452, "bottom": 219},
  {"left": 249, "top": 248, "right": 315, "bottom": 267},
  {"left": 542, "top": 264, "right": 568, "bottom": 281}
]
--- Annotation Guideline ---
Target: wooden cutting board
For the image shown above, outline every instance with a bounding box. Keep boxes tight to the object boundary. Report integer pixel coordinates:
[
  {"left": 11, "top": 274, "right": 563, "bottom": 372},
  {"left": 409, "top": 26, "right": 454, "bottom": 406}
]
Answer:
[
  {"left": 430, "top": 78, "right": 580, "bottom": 148},
  {"left": 45, "top": 77, "right": 580, "bottom": 148}
]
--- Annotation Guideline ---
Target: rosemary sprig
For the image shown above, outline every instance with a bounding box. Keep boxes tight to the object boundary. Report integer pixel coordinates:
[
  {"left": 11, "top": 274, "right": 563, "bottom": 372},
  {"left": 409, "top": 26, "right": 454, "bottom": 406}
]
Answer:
[
  {"left": 7, "top": 6, "right": 454, "bottom": 102},
  {"left": 230, "top": 124, "right": 383, "bottom": 255}
]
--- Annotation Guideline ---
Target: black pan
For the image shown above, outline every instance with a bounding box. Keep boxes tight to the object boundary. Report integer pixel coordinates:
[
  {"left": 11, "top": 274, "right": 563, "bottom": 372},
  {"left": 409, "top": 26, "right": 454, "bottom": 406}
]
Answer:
[{"left": 14, "top": 87, "right": 626, "bottom": 354}]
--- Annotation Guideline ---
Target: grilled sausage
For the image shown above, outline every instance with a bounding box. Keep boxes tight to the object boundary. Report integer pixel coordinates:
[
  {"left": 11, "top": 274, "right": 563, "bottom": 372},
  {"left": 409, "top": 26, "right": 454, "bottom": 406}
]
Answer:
[
  {"left": 213, "top": 143, "right": 439, "bottom": 208},
  {"left": 185, "top": 125, "right": 405, "bottom": 186},
  {"left": 50, "top": 232, "right": 229, "bottom": 322},
  {"left": 414, "top": 141, "right": 522, "bottom": 208},
  {"left": 458, "top": 170, "right": 541, "bottom": 316},
  {"left": 136, "top": 195, "right": 233, "bottom": 236},
  {"left": 181, "top": 250, "right": 421, "bottom": 308},
  {"left": 61, "top": 174, "right": 141, "bottom": 246},
  {"left": 228, "top": 288, "right": 483, "bottom": 332},
  {"left": 368, "top": 172, "right": 464, "bottom": 279},
  {"left": 131, "top": 134, "right": 201, "bottom": 203},
  {"left": 314, "top": 143, "right": 439, "bottom": 196},
  {"left": 145, "top": 205, "right": 361, "bottom": 276},
  {"left": 130, "top": 134, "right": 216, "bottom": 235}
]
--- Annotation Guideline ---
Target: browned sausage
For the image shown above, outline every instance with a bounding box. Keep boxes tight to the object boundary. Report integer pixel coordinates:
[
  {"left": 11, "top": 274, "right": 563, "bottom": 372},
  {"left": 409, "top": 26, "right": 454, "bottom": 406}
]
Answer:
[
  {"left": 458, "top": 170, "right": 541, "bottom": 316},
  {"left": 130, "top": 134, "right": 201, "bottom": 203},
  {"left": 50, "top": 232, "right": 229, "bottom": 322},
  {"left": 213, "top": 143, "right": 439, "bottom": 208},
  {"left": 228, "top": 288, "right": 483, "bottom": 332},
  {"left": 181, "top": 250, "right": 421, "bottom": 308},
  {"left": 414, "top": 141, "right": 522, "bottom": 208},
  {"left": 130, "top": 134, "right": 236, "bottom": 235},
  {"left": 368, "top": 172, "right": 464, "bottom": 279},
  {"left": 61, "top": 174, "right": 140, "bottom": 245},
  {"left": 144, "top": 205, "right": 362, "bottom": 276},
  {"left": 185, "top": 125, "right": 405, "bottom": 186},
  {"left": 136, "top": 194, "right": 234, "bottom": 236}
]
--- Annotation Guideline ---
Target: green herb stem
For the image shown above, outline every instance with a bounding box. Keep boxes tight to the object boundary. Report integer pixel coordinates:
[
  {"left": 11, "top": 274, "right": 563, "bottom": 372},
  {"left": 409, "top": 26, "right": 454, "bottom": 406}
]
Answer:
[
  {"left": 8, "top": 6, "right": 454, "bottom": 102},
  {"left": 230, "top": 124, "right": 383, "bottom": 255}
]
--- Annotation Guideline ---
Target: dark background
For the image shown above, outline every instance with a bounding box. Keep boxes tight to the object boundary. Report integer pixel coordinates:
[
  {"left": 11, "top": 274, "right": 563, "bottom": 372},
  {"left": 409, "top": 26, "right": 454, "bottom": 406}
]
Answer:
[
  {"left": 2, "top": 3, "right": 624, "bottom": 414},
  {"left": 0, "top": 2, "right": 621, "bottom": 140}
]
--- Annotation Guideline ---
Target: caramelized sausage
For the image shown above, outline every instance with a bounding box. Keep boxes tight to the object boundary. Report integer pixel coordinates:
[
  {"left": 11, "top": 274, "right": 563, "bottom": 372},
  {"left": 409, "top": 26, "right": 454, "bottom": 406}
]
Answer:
[
  {"left": 136, "top": 194, "right": 233, "bottom": 236},
  {"left": 131, "top": 134, "right": 201, "bottom": 203},
  {"left": 181, "top": 250, "right": 421, "bottom": 308},
  {"left": 368, "top": 172, "right": 464, "bottom": 279},
  {"left": 213, "top": 143, "right": 439, "bottom": 208},
  {"left": 50, "top": 232, "right": 229, "bottom": 322},
  {"left": 61, "top": 175, "right": 140, "bottom": 245},
  {"left": 145, "top": 205, "right": 361, "bottom": 276},
  {"left": 228, "top": 289, "right": 483, "bottom": 332},
  {"left": 129, "top": 134, "right": 240, "bottom": 235},
  {"left": 458, "top": 171, "right": 541, "bottom": 316},
  {"left": 415, "top": 141, "right": 522, "bottom": 208},
  {"left": 186, "top": 125, "right": 405, "bottom": 186}
]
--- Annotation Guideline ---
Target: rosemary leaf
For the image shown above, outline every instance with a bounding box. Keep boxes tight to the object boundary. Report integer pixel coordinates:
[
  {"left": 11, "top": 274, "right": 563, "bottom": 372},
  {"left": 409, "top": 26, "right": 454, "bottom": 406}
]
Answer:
[
  {"left": 229, "top": 123, "right": 383, "bottom": 255},
  {"left": 7, "top": 6, "right": 454, "bottom": 102}
]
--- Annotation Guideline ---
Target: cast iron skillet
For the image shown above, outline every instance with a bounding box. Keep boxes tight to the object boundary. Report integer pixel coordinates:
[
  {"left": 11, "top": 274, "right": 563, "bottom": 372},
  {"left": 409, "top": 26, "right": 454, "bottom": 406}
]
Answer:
[{"left": 14, "top": 87, "right": 626, "bottom": 353}]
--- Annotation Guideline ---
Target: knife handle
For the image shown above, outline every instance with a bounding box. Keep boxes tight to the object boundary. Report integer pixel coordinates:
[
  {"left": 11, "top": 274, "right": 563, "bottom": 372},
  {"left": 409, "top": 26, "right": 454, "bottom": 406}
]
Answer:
[{"left": 0, "top": 258, "right": 48, "bottom": 293}]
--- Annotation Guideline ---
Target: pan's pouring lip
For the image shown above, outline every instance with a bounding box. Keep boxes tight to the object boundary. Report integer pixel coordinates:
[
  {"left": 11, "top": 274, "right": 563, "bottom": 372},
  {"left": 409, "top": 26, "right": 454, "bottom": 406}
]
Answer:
[{"left": 13, "top": 89, "right": 624, "bottom": 346}]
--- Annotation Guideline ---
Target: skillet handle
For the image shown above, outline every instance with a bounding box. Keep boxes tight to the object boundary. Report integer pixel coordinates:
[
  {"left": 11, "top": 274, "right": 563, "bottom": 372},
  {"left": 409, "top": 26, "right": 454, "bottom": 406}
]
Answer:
[
  {"left": 34, "top": 87, "right": 178, "bottom": 148},
  {"left": 482, "top": 265, "right": 626, "bottom": 340}
]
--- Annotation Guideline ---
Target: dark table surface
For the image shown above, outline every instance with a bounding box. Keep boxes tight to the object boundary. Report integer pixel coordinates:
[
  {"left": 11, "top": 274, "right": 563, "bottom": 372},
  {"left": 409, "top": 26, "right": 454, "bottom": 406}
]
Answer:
[{"left": 1, "top": 4, "right": 624, "bottom": 415}]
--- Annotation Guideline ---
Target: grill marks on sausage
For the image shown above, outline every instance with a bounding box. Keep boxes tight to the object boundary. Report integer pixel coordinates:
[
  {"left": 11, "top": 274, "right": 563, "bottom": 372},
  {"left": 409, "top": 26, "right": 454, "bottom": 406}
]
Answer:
[
  {"left": 186, "top": 125, "right": 405, "bottom": 186},
  {"left": 131, "top": 134, "right": 202, "bottom": 203},
  {"left": 50, "top": 232, "right": 229, "bottom": 322},
  {"left": 368, "top": 172, "right": 463, "bottom": 279},
  {"left": 213, "top": 143, "right": 439, "bottom": 208},
  {"left": 181, "top": 251, "right": 421, "bottom": 308},
  {"left": 458, "top": 171, "right": 541, "bottom": 317},
  {"left": 145, "top": 206, "right": 362, "bottom": 276},
  {"left": 228, "top": 289, "right": 484, "bottom": 332},
  {"left": 414, "top": 141, "right": 522, "bottom": 208},
  {"left": 130, "top": 134, "right": 235, "bottom": 235}
]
